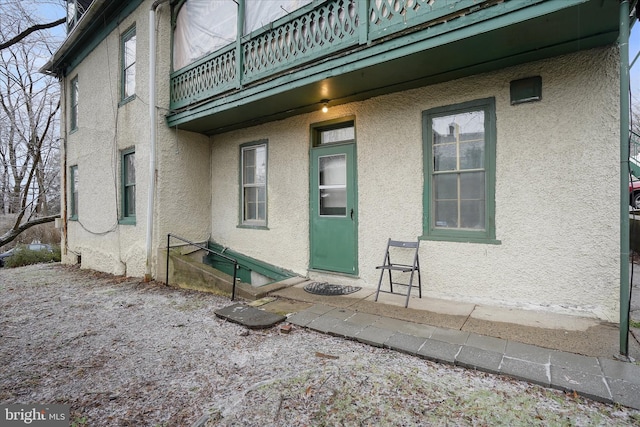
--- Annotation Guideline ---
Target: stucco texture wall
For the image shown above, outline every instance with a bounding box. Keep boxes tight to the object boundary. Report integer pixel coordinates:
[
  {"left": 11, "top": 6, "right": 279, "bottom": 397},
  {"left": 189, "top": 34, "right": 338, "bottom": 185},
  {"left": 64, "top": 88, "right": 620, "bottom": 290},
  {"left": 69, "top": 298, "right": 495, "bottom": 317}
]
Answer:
[
  {"left": 210, "top": 46, "right": 620, "bottom": 321},
  {"left": 62, "top": 1, "right": 211, "bottom": 277}
]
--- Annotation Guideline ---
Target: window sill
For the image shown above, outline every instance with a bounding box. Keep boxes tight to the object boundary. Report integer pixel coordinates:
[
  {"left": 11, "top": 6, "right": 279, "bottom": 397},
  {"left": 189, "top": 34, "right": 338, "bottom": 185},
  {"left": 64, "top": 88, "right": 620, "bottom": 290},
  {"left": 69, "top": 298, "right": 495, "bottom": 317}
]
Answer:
[
  {"left": 119, "top": 94, "right": 136, "bottom": 107},
  {"left": 420, "top": 234, "right": 501, "bottom": 245},
  {"left": 237, "top": 223, "right": 268, "bottom": 230},
  {"left": 119, "top": 217, "right": 136, "bottom": 226}
]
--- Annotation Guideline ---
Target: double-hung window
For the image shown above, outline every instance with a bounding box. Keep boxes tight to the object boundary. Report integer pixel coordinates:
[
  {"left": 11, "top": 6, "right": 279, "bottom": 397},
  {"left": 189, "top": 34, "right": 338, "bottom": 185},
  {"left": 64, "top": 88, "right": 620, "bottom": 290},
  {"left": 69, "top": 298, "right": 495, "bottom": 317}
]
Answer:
[
  {"left": 422, "top": 97, "right": 498, "bottom": 243},
  {"left": 121, "top": 149, "right": 136, "bottom": 224},
  {"left": 121, "top": 26, "right": 136, "bottom": 102},
  {"left": 70, "top": 165, "right": 78, "bottom": 220},
  {"left": 70, "top": 75, "right": 78, "bottom": 131},
  {"left": 240, "top": 141, "right": 267, "bottom": 227}
]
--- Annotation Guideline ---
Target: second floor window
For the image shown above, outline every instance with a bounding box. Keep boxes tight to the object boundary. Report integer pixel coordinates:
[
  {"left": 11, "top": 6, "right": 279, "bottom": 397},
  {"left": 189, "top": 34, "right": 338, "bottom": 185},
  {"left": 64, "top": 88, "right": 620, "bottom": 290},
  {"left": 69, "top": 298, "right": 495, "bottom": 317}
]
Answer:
[
  {"left": 121, "top": 26, "right": 136, "bottom": 101},
  {"left": 70, "top": 76, "right": 78, "bottom": 131}
]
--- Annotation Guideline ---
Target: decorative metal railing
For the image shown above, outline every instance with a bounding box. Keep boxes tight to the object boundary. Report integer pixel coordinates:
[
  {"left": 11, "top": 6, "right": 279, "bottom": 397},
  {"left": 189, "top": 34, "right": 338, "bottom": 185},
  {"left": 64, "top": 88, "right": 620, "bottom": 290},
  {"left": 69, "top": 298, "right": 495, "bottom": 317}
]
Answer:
[{"left": 170, "top": 0, "right": 489, "bottom": 110}]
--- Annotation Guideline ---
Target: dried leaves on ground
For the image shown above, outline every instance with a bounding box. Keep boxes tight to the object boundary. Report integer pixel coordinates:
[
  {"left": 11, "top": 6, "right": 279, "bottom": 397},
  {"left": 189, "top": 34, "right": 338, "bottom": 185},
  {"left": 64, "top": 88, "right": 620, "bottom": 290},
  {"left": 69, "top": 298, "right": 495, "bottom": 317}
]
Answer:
[{"left": 1, "top": 264, "right": 639, "bottom": 426}]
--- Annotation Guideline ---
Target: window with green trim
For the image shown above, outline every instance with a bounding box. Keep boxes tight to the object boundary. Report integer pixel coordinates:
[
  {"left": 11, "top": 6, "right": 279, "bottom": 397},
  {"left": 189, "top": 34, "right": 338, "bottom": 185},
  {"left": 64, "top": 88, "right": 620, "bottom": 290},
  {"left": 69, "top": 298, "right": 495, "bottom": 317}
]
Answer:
[
  {"left": 121, "top": 149, "right": 136, "bottom": 223},
  {"left": 121, "top": 26, "right": 136, "bottom": 102},
  {"left": 240, "top": 141, "right": 267, "bottom": 227},
  {"left": 70, "top": 165, "right": 78, "bottom": 220},
  {"left": 422, "top": 97, "right": 497, "bottom": 243},
  {"left": 70, "top": 75, "right": 78, "bottom": 131}
]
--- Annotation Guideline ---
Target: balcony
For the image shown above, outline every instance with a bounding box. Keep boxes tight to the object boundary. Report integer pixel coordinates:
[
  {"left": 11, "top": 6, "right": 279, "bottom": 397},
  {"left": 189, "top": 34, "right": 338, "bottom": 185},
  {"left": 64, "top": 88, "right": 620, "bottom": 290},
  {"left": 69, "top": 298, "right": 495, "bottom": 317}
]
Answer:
[{"left": 166, "top": 0, "right": 620, "bottom": 135}]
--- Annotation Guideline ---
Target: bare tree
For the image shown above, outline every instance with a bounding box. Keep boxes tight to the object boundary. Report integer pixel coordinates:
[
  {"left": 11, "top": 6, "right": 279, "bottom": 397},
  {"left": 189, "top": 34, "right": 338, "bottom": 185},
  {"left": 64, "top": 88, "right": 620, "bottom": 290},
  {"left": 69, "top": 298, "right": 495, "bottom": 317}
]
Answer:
[{"left": 0, "top": 1, "right": 64, "bottom": 248}]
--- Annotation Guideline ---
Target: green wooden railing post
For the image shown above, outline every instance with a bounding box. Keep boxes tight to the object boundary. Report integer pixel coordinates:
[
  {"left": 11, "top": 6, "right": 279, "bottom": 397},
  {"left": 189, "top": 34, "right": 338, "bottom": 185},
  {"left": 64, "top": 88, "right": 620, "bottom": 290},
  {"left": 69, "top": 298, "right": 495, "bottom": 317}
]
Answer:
[
  {"left": 359, "top": 0, "right": 369, "bottom": 45},
  {"left": 236, "top": 0, "right": 245, "bottom": 89}
]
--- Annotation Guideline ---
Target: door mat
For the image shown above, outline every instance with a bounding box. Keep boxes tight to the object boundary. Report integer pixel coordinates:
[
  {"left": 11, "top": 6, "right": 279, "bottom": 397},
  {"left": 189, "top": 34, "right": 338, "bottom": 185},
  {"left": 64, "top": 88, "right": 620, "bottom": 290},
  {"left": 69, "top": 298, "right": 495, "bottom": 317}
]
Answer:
[{"left": 303, "top": 282, "right": 362, "bottom": 296}]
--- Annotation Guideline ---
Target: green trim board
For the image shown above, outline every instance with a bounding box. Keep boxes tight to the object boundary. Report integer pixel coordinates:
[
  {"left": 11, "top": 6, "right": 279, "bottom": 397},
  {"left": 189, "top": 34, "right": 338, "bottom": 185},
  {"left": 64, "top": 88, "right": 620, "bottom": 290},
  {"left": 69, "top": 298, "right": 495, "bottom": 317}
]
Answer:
[
  {"left": 205, "top": 241, "right": 296, "bottom": 284},
  {"left": 421, "top": 97, "right": 498, "bottom": 244}
]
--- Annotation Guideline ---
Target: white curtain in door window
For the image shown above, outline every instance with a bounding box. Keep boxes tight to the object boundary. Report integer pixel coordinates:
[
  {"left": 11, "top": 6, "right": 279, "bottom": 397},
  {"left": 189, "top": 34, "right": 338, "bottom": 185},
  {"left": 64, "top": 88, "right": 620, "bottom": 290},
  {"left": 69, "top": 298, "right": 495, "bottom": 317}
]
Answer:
[
  {"left": 244, "top": 0, "right": 312, "bottom": 35},
  {"left": 173, "top": 0, "right": 238, "bottom": 70}
]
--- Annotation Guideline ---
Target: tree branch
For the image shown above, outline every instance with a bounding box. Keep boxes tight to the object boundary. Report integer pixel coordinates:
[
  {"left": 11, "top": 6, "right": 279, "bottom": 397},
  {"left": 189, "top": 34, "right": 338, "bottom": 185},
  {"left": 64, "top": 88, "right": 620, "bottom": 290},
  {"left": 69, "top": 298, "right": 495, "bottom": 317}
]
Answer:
[
  {"left": 0, "top": 18, "right": 66, "bottom": 51},
  {"left": 0, "top": 214, "right": 59, "bottom": 248}
]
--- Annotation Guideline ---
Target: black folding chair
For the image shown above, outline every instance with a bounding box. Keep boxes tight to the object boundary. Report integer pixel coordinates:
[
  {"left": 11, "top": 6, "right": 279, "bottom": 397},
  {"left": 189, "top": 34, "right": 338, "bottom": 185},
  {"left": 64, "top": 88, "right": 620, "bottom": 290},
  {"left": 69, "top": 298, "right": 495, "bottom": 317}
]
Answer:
[{"left": 375, "top": 238, "right": 422, "bottom": 308}]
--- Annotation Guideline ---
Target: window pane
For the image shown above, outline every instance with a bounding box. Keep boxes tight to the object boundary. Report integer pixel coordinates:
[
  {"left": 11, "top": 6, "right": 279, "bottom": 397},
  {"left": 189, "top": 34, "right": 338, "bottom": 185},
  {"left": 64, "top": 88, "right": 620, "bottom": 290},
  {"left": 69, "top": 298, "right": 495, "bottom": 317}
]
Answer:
[
  {"left": 125, "top": 186, "right": 135, "bottom": 216},
  {"left": 433, "top": 144, "right": 456, "bottom": 171},
  {"left": 72, "top": 78, "right": 78, "bottom": 104},
  {"left": 460, "top": 172, "right": 484, "bottom": 200},
  {"left": 125, "top": 153, "right": 135, "bottom": 185},
  {"left": 435, "top": 200, "right": 457, "bottom": 228},
  {"left": 257, "top": 189, "right": 266, "bottom": 220},
  {"left": 434, "top": 174, "right": 457, "bottom": 200},
  {"left": 320, "top": 188, "right": 346, "bottom": 216},
  {"left": 71, "top": 166, "right": 78, "bottom": 217},
  {"left": 71, "top": 77, "right": 78, "bottom": 129},
  {"left": 124, "top": 65, "right": 136, "bottom": 98},
  {"left": 243, "top": 148, "right": 256, "bottom": 184},
  {"left": 460, "top": 140, "right": 484, "bottom": 169},
  {"left": 124, "top": 34, "right": 136, "bottom": 67},
  {"left": 319, "top": 154, "right": 346, "bottom": 186},
  {"left": 255, "top": 146, "right": 266, "bottom": 184},
  {"left": 244, "top": 188, "right": 255, "bottom": 220},
  {"left": 460, "top": 200, "right": 484, "bottom": 229},
  {"left": 320, "top": 126, "right": 354, "bottom": 144}
]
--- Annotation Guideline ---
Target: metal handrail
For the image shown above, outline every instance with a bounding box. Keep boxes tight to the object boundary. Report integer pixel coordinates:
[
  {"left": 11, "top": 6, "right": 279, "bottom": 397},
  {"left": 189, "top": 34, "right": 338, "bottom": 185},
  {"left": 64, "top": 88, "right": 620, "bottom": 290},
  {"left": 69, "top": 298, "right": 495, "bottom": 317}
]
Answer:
[{"left": 166, "top": 233, "right": 239, "bottom": 300}]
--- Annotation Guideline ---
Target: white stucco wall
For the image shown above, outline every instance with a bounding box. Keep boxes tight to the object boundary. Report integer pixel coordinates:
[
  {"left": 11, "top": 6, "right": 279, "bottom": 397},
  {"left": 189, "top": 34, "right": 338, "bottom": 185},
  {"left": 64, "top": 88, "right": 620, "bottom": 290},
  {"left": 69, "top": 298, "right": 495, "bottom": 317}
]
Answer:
[
  {"left": 61, "top": 1, "right": 211, "bottom": 277},
  {"left": 210, "top": 46, "right": 620, "bottom": 321}
]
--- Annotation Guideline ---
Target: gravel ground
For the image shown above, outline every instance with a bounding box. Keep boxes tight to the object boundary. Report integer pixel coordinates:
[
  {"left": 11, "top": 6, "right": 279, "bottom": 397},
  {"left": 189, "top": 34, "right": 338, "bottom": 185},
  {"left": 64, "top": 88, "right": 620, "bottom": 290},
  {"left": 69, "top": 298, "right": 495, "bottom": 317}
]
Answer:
[{"left": 1, "top": 264, "right": 639, "bottom": 427}]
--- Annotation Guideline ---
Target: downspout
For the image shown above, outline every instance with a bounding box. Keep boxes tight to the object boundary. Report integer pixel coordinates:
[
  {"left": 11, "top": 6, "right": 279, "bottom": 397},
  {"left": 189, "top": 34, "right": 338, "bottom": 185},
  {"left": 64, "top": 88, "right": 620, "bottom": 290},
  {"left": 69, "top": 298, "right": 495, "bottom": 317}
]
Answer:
[
  {"left": 61, "top": 75, "right": 68, "bottom": 258},
  {"left": 146, "top": 0, "right": 170, "bottom": 281},
  {"left": 619, "top": 0, "right": 631, "bottom": 357}
]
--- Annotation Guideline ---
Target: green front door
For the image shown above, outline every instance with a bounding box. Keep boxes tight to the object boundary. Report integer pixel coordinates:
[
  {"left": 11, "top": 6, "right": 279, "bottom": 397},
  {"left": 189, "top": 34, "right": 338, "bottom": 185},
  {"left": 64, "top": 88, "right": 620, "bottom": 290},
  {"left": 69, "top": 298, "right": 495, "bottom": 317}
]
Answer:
[{"left": 310, "top": 142, "right": 358, "bottom": 274}]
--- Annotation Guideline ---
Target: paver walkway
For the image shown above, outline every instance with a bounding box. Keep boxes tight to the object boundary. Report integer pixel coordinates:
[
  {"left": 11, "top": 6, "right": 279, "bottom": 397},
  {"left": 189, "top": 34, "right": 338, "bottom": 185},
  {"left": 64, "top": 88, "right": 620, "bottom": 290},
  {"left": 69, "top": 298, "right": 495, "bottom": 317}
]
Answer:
[{"left": 286, "top": 303, "right": 640, "bottom": 410}]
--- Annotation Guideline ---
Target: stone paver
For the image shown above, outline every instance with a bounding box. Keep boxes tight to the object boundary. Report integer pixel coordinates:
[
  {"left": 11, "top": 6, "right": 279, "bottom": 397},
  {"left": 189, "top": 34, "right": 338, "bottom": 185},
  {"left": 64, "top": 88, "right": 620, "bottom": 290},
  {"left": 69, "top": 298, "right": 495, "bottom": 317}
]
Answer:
[
  {"left": 456, "top": 346, "right": 503, "bottom": 374},
  {"left": 417, "top": 339, "right": 461, "bottom": 365},
  {"left": 213, "top": 303, "right": 285, "bottom": 329},
  {"left": 500, "top": 357, "right": 550, "bottom": 387},
  {"left": 385, "top": 332, "right": 427, "bottom": 356},
  {"left": 355, "top": 325, "right": 395, "bottom": 347},
  {"left": 550, "top": 366, "right": 612, "bottom": 403}
]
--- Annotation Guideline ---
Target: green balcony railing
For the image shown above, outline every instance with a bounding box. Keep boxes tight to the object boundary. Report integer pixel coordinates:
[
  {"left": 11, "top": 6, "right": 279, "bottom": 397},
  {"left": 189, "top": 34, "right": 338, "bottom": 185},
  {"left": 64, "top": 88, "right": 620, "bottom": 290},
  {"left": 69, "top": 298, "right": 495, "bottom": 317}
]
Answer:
[{"left": 169, "top": 0, "right": 491, "bottom": 110}]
